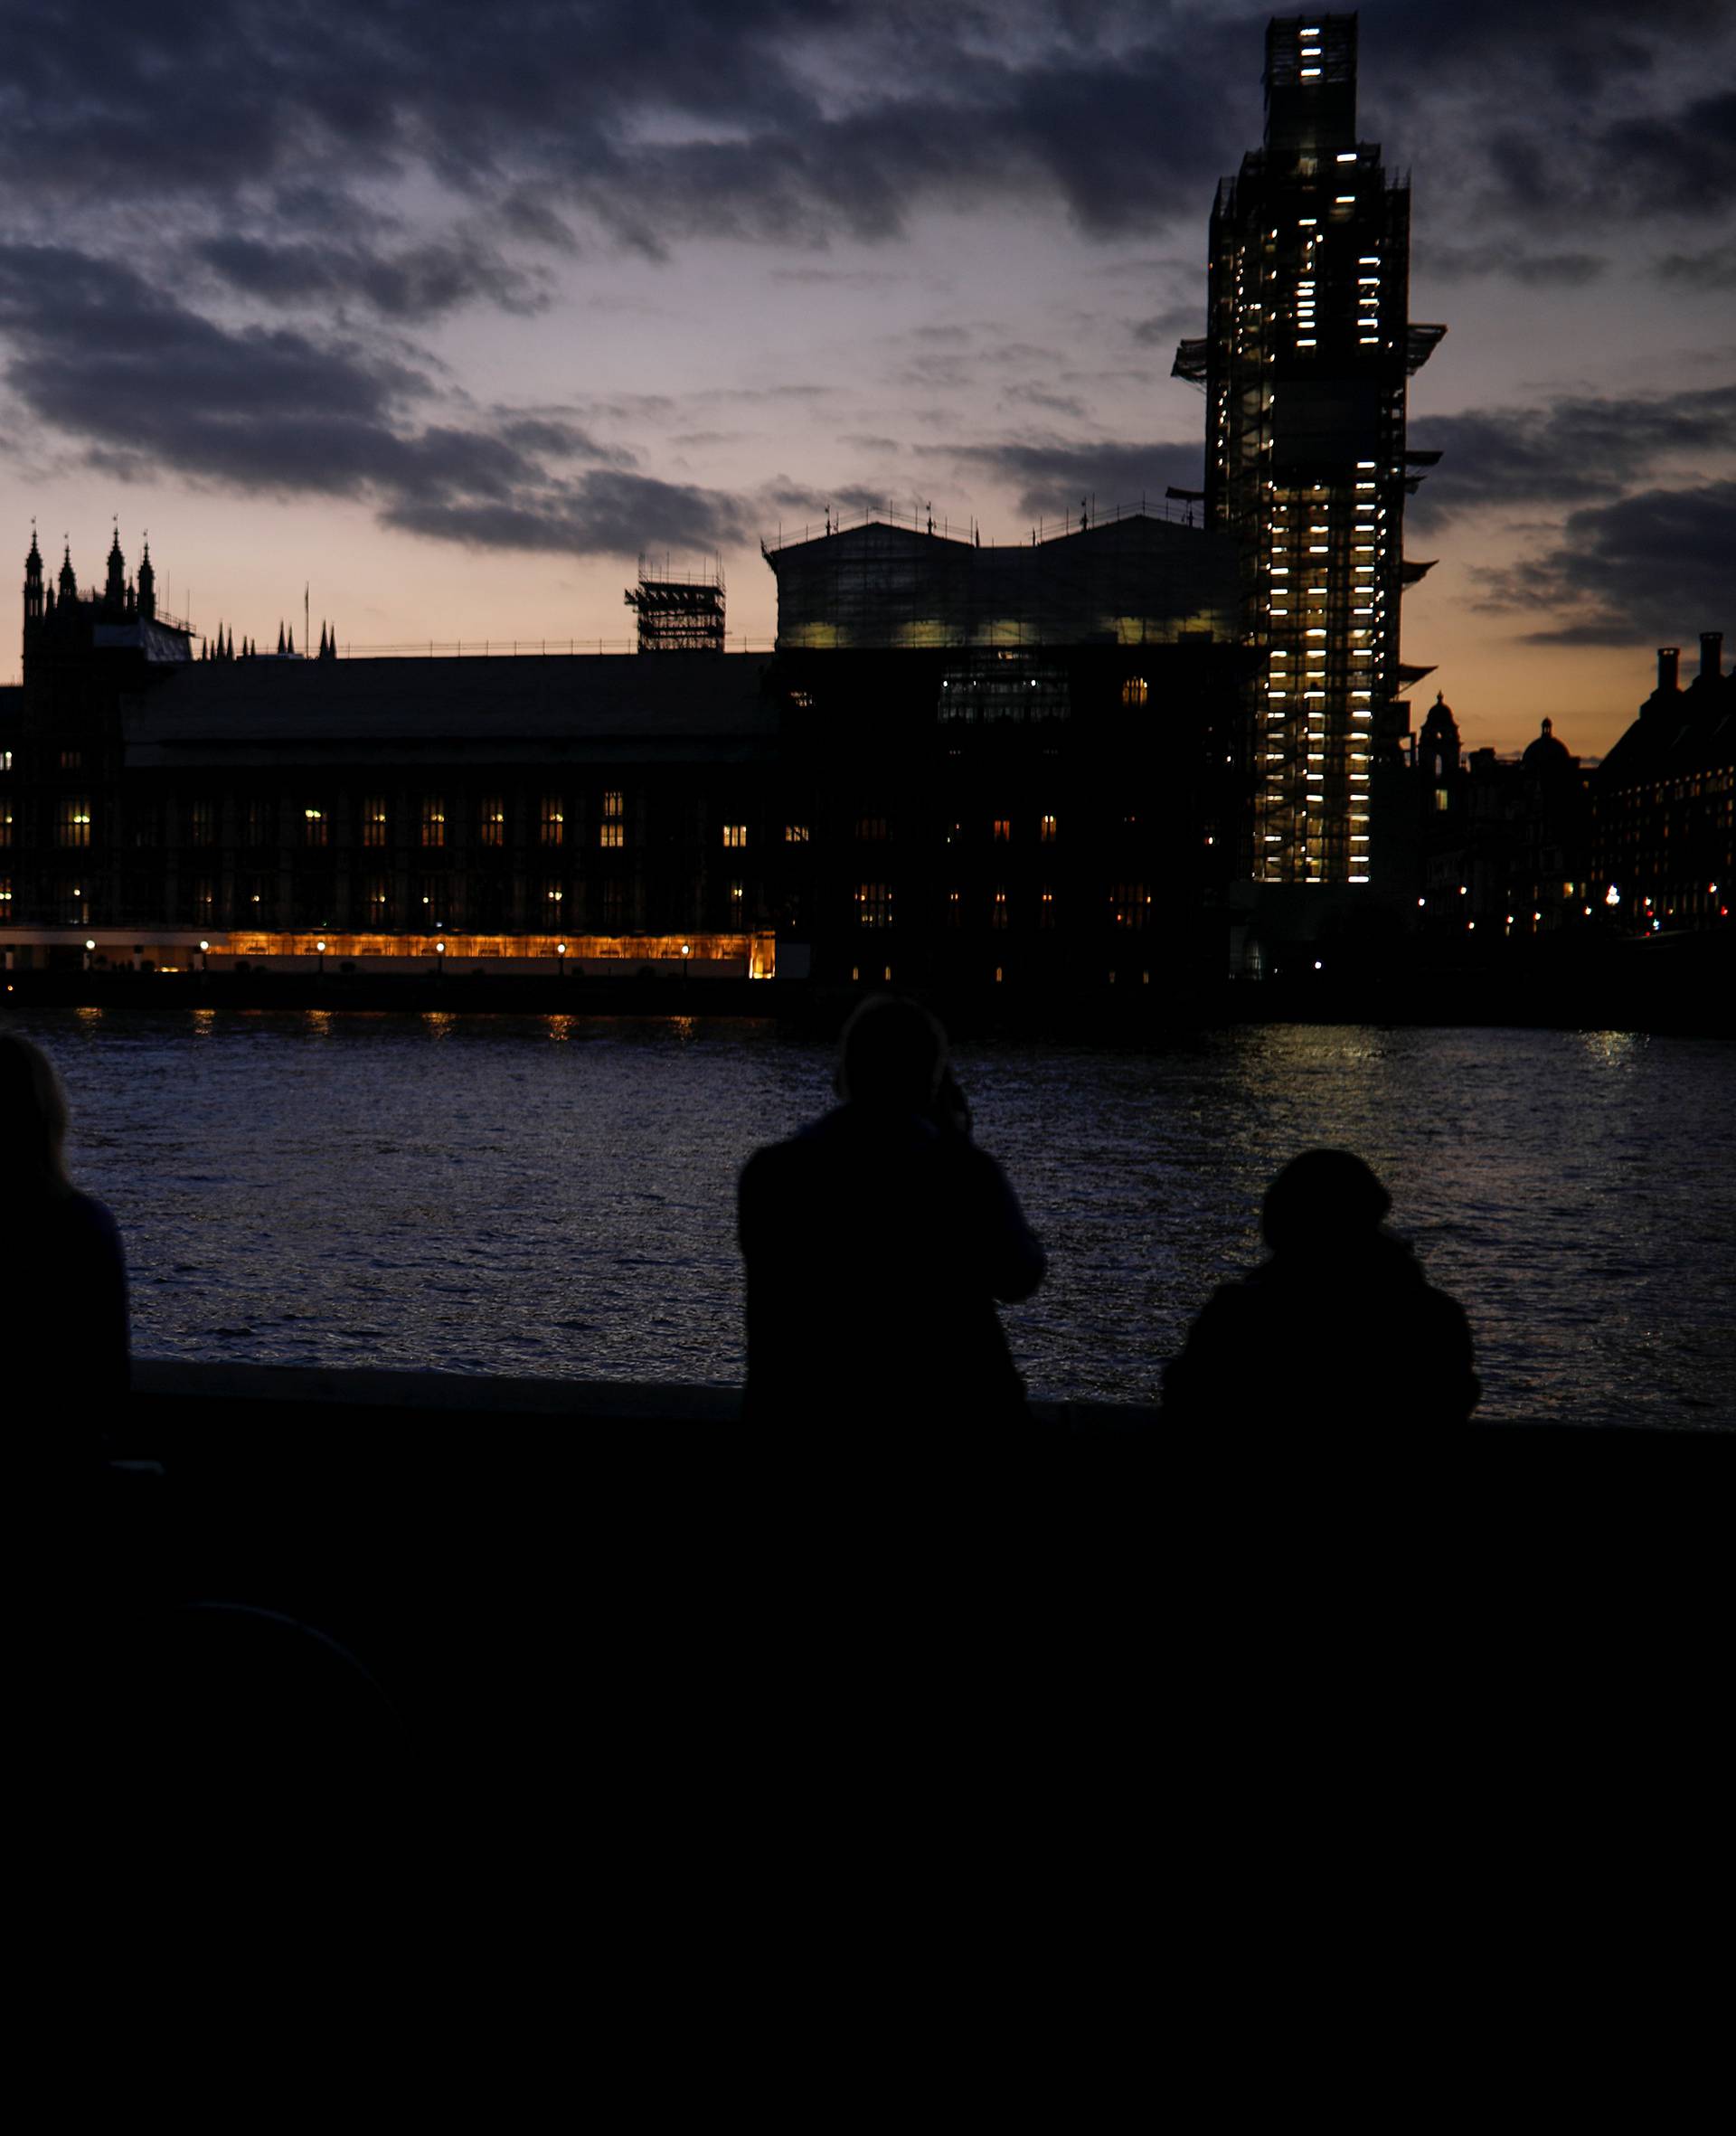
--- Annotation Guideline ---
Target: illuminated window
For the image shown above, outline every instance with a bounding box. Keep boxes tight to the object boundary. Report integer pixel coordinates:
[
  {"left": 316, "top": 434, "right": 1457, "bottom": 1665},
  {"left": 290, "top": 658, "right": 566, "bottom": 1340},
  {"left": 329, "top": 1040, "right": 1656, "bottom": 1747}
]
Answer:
[
  {"left": 0, "top": 802, "right": 11, "bottom": 848},
  {"left": 1121, "top": 676, "right": 1148, "bottom": 706},
  {"left": 599, "top": 823, "right": 624, "bottom": 850},
  {"left": 722, "top": 824, "right": 748, "bottom": 848},
  {"left": 193, "top": 875, "right": 216, "bottom": 920},
  {"left": 59, "top": 796, "right": 92, "bottom": 846},
  {"left": 1040, "top": 813, "right": 1057, "bottom": 843},
  {"left": 60, "top": 750, "right": 82, "bottom": 772},
  {"left": 602, "top": 789, "right": 624, "bottom": 820},
  {"left": 855, "top": 816, "right": 888, "bottom": 842},
  {"left": 991, "top": 889, "right": 1010, "bottom": 931},
  {"left": 479, "top": 797, "right": 505, "bottom": 847},
  {"left": 419, "top": 876, "right": 450, "bottom": 925},
  {"left": 544, "top": 882, "right": 564, "bottom": 907},
  {"left": 363, "top": 796, "right": 389, "bottom": 848},
  {"left": 365, "top": 876, "right": 390, "bottom": 924},
  {"left": 784, "top": 824, "right": 809, "bottom": 843},
  {"left": 947, "top": 890, "right": 963, "bottom": 929},
  {"left": 1110, "top": 884, "right": 1150, "bottom": 931},
  {"left": 61, "top": 884, "right": 89, "bottom": 925},
  {"left": 1039, "top": 889, "right": 1056, "bottom": 930},
  {"left": 0, "top": 749, "right": 11, "bottom": 772},
  {"left": 0, "top": 876, "right": 10, "bottom": 911},
  {"left": 992, "top": 818, "right": 1011, "bottom": 843},
  {"left": 303, "top": 805, "right": 329, "bottom": 847},
  {"left": 420, "top": 798, "right": 446, "bottom": 849},
  {"left": 729, "top": 879, "right": 745, "bottom": 906},
  {"left": 541, "top": 796, "right": 565, "bottom": 847},
  {"left": 855, "top": 883, "right": 892, "bottom": 928},
  {"left": 1434, "top": 789, "right": 1449, "bottom": 814}
]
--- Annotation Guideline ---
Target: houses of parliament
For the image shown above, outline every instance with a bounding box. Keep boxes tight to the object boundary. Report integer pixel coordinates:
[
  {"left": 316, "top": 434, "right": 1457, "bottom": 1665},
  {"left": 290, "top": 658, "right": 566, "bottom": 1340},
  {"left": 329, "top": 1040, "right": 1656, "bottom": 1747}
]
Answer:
[{"left": 2, "top": 17, "right": 1728, "bottom": 990}]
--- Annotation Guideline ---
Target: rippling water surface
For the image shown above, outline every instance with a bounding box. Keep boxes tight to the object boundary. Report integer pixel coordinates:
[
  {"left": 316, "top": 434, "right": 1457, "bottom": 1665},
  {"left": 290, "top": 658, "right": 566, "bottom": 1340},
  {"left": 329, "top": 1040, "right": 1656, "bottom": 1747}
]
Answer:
[{"left": 16, "top": 1006, "right": 1736, "bottom": 1425}]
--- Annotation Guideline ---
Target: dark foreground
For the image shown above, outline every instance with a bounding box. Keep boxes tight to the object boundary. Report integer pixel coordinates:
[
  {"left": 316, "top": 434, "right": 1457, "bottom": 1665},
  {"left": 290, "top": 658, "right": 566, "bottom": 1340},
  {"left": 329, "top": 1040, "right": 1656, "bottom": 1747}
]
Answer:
[
  {"left": 63, "top": 1359, "right": 1731, "bottom": 2035},
  {"left": 83, "top": 1358, "right": 1732, "bottom": 1741}
]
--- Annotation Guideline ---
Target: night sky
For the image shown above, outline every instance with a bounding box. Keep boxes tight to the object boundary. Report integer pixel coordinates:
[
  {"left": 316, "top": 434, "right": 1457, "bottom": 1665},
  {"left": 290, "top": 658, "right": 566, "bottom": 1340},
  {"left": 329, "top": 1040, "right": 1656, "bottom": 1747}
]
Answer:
[{"left": 3, "top": 0, "right": 1732, "bottom": 756}]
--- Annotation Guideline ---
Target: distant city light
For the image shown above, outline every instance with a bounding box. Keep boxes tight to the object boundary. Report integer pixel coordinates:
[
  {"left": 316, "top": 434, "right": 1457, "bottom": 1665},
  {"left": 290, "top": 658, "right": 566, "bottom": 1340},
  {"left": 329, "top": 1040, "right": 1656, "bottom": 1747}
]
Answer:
[{"left": 1606, "top": 885, "right": 1621, "bottom": 906}]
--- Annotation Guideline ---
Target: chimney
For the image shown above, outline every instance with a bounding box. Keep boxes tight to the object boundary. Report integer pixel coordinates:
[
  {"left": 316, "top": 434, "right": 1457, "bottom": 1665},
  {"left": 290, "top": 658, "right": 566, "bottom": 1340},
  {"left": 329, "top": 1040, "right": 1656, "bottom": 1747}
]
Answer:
[
  {"left": 1700, "top": 630, "right": 1723, "bottom": 681},
  {"left": 1657, "top": 646, "right": 1679, "bottom": 694}
]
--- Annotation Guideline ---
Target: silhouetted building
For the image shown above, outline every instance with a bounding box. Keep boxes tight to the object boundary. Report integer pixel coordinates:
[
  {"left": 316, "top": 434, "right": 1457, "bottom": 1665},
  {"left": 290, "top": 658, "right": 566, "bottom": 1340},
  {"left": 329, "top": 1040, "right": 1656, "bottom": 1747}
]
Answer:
[
  {"left": 4, "top": 522, "right": 1247, "bottom": 988},
  {"left": 1174, "top": 13, "right": 1443, "bottom": 909},
  {"left": 1592, "top": 636, "right": 1734, "bottom": 934},
  {"left": 762, "top": 514, "right": 1249, "bottom": 988}
]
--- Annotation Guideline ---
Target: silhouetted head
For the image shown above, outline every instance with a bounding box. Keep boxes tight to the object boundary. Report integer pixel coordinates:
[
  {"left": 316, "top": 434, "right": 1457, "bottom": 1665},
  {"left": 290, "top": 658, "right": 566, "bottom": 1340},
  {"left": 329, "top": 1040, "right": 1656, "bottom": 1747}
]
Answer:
[
  {"left": 1261, "top": 1149, "right": 1391, "bottom": 1253},
  {"left": 837, "top": 995, "right": 948, "bottom": 1112},
  {"left": 0, "top": 1031, "right": 72, "bottom": 1196}
]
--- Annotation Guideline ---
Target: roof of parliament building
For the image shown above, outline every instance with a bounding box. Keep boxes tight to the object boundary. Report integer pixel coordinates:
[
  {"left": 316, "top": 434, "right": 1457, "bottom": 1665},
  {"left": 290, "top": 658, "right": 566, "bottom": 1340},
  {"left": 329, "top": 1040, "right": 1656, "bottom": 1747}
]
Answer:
[
  {"left": 764, "top": 513, "right": 1238, "bottom": 651},
  {"left": 121, "top": 650, "right": 779, "bottom": 765}
]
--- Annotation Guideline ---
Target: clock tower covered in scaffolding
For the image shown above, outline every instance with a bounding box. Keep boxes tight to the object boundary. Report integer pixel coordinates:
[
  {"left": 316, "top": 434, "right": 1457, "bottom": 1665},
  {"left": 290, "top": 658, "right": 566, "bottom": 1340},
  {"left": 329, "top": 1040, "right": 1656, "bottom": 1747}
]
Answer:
[{"left": 1175, "top": 14, "right": 1444, "bottom": 891}]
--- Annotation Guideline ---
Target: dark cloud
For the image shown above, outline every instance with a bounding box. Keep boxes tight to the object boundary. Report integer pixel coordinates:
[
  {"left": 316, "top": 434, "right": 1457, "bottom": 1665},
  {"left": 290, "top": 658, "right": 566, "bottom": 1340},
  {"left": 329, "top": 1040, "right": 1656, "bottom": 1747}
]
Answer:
[
  {"left": 1366, "top": 5, "right": 1736, "bottom": 239},
  {"left": 1419, "top": 246, "right": 1608, "bottom": 288},
  {"left": 1471, "top": 481, "right": 1736, "bottom": 644},
  {"left": 1655, "top": 241, "right": 1736, "bottom": 290},
  {"left": 1130, "top": 305, "right": 1202, "bottom": 346},
  {"left": 382, "top": 471, "right": 750, "bottom": 558},
  {"left": 1408, "top": 383, "right": 1736, "bottom": 525},
  {"left": 0, "top": 242, "right": 724, "bottom": 556},
  {"left": 0, "top": 2, "right": 1730, "bottom": 302},
  {"left": 759, "top": 480, "right": 890, "bottom": 526},
  {"left": 935, "top": 437, "right": 1206, "bottom": 521},
  {"left": 1003, "top": 383, "right": 1089, "bottom": 418},
  {"left": 198, "top": 234, "right": 551, "bottom": 321}
]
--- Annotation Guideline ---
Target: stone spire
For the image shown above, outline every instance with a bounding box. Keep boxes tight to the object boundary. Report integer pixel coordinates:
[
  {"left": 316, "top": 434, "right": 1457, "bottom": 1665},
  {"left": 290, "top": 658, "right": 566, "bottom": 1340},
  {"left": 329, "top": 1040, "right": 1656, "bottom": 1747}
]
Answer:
[{"left": 105, "top": 524, "right": 127, "bottom": 615}]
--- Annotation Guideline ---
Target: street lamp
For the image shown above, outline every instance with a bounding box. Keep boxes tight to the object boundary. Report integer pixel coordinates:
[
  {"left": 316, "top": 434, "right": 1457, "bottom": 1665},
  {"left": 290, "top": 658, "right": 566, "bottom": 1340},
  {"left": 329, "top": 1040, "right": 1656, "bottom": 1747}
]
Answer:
[
  {"left": 199, "top": 939, "right": 210, "bottom": 973},
  {"left": 556, "top": 940, "right": 567, "bottom": 978},
  {"left": 435, "top": 939, "right": 446, "bottom": 980},
  {"left": 316, "top": 937, "right": 326, "bottom": 977}
]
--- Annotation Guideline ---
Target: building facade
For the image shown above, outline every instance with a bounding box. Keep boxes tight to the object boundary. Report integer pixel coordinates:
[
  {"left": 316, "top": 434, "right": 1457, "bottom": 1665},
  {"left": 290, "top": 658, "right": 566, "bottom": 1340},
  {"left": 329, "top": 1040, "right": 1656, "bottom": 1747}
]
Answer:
[
  {"left": 1175, "top": 13, "right": 1443, "bottom": 897},
  {"left": 4, "top": 517, "right": 1247, "bottom": 991},
  {"left": 1591, "top": 635, "right": 1733, "bottom": 934}
]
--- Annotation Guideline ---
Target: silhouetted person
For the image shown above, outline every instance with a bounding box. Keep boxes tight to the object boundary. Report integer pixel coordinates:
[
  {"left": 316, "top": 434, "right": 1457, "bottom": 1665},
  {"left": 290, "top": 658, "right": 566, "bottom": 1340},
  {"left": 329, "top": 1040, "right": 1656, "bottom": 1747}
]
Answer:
[
  {"left": 0, "top": 1030, "right": 129, "bottom": 1429},
  {"left": 1162, "top": 1149, "right": 1477, "bottom": 1426},
  {"left": 738, "top": 997, "right": 1044, "bottom": 1430}
]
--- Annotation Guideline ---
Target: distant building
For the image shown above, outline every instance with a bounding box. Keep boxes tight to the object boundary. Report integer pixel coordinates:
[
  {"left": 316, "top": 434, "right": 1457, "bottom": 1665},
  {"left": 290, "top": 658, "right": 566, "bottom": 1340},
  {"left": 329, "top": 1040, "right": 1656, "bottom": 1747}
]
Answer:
[
  {"left": 1592, "top": 636, "right": 1734, "bottom": 933},
  {"left": 761, "top": 514, "right": 1249, "bottom": 989},
  {"left": 3, "top": 516, "right": 1247, "bottom": 988},
  {"left": 1174, "top": 13, "right": 1443, "bottom": 908}
]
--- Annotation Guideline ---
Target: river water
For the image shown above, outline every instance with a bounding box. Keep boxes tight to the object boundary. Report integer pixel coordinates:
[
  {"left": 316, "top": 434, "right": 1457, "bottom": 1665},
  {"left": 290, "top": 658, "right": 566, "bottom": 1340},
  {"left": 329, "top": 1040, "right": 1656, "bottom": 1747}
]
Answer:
[{"left": 14, "top": 1006, "right": 1735, "bottom": 1426}]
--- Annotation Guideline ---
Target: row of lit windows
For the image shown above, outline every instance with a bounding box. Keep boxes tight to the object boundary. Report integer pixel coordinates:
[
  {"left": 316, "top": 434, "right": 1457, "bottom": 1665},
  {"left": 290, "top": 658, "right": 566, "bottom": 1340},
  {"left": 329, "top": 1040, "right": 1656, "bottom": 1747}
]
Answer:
[{"left": 856, "top": 885, "right": 1148, "bottom": 931}]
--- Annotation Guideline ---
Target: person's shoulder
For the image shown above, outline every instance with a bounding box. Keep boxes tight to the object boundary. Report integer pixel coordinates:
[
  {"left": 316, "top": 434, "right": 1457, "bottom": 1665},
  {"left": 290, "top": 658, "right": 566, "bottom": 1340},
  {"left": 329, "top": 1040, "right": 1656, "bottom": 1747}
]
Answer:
[
  {"left": 740, "top": 1112, "right": 843, "bottom": 1199},
  {"left": 24, "top": 1186, "right": 120, "bottom": 1242}
]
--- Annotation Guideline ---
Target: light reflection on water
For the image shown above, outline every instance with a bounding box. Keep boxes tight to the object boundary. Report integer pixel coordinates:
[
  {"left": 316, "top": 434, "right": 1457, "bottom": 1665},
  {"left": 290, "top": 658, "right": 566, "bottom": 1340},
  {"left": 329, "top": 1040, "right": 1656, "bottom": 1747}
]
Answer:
[{"left": 15, "top": 1007, "right": 1736, "bottom": 1426}]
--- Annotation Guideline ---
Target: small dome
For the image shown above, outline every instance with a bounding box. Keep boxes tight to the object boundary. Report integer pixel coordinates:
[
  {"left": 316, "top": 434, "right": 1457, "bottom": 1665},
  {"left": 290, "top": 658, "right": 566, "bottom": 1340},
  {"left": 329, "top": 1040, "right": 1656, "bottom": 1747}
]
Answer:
[{"left": 1522, "top": 716, "right": 1572, "bottom": 774}]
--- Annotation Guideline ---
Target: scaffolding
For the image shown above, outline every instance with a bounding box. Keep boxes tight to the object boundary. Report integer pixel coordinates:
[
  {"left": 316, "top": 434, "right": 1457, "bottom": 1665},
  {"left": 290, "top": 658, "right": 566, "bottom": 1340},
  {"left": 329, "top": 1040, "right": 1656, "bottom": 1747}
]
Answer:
[
  {"left": 623, "top": 559, "right": 725, "bottom": 653},
  {"left": 1173, "top": 12, "right": 1445, "bottom": 888},
  {"left": 762, "top": 515, "right": 1237, "bottom": 651}
]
